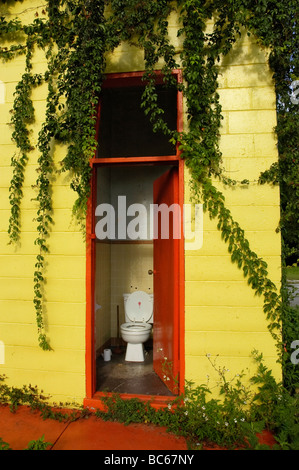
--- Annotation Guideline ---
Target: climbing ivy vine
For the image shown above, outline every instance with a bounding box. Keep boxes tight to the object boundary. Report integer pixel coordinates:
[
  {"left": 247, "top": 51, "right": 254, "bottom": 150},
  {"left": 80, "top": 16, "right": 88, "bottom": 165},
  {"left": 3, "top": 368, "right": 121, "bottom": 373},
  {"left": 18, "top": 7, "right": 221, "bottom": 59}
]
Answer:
[{"left": 0, "top": 0, "right": 298, "bottom": 386}]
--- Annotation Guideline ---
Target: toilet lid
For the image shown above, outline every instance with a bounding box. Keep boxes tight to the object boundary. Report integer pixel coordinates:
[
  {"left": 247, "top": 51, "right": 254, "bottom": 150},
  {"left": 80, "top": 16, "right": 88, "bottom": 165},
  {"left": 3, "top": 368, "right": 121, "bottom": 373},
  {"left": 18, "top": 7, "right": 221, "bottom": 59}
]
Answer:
[{"left": 126, "top": 291, "right": 152, "bottom": 323}]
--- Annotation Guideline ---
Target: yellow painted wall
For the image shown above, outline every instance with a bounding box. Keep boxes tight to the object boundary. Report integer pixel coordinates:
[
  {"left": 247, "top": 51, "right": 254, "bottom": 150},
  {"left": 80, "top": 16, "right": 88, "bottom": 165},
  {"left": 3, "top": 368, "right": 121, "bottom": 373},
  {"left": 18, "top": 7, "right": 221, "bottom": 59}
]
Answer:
[
  {"left": 184, "top": 28, "right": 281, "bottom": 387},
  {"left": 0, "top": 0, "right": 86, "bottom": 405},
  {"left": 0, "top": 2, "right": 281, "bottom": 403}
]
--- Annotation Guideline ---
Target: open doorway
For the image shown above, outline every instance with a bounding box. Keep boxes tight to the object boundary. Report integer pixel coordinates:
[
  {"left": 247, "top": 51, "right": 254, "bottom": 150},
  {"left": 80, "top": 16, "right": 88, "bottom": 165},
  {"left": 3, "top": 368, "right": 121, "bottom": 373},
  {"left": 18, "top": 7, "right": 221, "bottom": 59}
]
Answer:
[
  {"left": 85, "top": 71, "right": 184, "bottom": 403},
  {"left": 94, "top": 164, "right": 178, "bottom": 396}
]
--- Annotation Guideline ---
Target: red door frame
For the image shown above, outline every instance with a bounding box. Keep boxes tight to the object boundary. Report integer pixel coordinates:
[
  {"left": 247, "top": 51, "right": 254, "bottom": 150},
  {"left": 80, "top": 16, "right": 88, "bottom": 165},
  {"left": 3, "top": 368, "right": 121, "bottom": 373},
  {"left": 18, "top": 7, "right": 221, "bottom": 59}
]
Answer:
[{"left": 84, "top": 70, "right": 185, "bottom": 410}]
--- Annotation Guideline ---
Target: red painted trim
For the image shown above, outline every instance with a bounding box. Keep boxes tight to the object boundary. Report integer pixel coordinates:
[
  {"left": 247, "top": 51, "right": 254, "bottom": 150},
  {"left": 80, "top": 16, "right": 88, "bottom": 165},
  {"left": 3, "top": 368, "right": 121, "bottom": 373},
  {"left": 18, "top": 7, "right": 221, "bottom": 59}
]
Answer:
[
  {"left": 178, "top": 158, "right": 185, "bottom": 395},
  {"left": 176, "top": 72, "right": 185, "bottom": 395},
  {"left": 85, "top": 166, "right": 96, "bottom": 399},
  {"left": 85, "top": 69, "right": 185, "bottom": 405},
  {"left": 101, "top": 69, "right": 182, "bottom": 88},
  {"left": 90, "top": 155, "right": 180, "bottom": 166},
  {"left": 84, "top": 393, "right": 179, "bottom": 412},
  {"left": 94, "top": 98, "right": 102, "bottom": 143}
]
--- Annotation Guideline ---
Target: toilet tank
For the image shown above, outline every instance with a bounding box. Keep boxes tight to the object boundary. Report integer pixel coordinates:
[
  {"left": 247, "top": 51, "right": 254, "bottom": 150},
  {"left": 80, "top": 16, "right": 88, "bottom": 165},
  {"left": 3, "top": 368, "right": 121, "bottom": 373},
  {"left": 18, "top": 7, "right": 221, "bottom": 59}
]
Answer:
[{"left": 123, "top": 292, "right": 153, "bottom": 323}]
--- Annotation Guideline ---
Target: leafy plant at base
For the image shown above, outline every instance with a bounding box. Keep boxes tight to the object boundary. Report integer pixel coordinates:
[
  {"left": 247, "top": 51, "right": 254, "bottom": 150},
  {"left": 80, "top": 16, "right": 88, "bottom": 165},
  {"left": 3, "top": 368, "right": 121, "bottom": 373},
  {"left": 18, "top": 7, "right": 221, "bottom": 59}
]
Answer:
[
  {"left": 250, "top": 351, "right": 299, "bottom": 450},
  {"left": 0, "top": 438, "right": 11, "bottom": 450},
  {"left": 0, "top": 374, "right": 83, "bottom": 421},
  {"left": 0, "top": 352, "right": 298, "bottom": 449},
  {"left": 96, "top": 351, "right": 299, "bottom": 449},
  {"left": 0, "top": 435, "right": 52, "bottom": 451},
  {"left": 25, "top": 435, "right": 52, "bottom": 451}
]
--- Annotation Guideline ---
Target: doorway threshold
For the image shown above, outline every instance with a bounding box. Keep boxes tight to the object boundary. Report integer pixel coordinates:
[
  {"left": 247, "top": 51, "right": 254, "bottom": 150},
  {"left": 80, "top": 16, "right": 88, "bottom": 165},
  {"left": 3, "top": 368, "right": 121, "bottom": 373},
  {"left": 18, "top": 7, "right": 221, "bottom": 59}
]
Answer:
[{"left": 84, "top": 392, "right": 178, "bottom": 412}]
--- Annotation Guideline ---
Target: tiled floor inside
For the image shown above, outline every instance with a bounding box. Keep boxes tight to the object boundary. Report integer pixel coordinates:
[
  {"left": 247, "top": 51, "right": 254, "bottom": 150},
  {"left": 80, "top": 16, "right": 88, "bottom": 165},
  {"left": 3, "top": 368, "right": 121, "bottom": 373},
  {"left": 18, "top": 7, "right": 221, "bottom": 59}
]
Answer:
[{"left": 96, "top": 346, "right": 174, "bottom": 396}]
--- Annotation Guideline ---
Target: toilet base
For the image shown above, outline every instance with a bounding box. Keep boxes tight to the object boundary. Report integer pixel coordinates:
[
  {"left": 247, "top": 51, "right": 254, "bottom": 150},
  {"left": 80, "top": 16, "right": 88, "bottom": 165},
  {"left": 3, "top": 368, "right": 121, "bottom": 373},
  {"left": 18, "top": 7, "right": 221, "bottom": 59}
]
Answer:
[{"left": 125, "top": 342, "right": 145, "bottom": 362}]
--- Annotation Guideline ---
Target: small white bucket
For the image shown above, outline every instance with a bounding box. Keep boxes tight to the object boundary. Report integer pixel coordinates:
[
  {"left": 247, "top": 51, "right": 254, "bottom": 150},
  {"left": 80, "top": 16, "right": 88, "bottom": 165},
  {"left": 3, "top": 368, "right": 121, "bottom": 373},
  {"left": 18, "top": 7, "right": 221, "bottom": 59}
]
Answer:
[{"left": 103, "top": 348, "right": 112, "bottom": 361}]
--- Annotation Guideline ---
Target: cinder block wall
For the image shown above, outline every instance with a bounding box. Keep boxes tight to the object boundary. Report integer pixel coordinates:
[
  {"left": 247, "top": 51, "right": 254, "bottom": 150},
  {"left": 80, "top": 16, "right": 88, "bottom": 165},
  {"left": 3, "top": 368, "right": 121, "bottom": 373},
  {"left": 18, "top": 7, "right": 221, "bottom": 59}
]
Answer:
[
  {"left": 0, "top": 1, "right": 86, "bottom": 404},
  {"left": 184, "top": 29, "right": 281, "bottom": 387}
]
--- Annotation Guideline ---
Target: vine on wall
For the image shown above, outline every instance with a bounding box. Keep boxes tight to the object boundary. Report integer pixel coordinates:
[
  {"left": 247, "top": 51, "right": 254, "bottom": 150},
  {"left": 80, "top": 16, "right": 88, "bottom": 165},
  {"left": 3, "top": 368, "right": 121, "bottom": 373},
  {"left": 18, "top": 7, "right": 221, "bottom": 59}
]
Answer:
[{"left": 0, "top": 0, "right": 298, "bottom": 385}]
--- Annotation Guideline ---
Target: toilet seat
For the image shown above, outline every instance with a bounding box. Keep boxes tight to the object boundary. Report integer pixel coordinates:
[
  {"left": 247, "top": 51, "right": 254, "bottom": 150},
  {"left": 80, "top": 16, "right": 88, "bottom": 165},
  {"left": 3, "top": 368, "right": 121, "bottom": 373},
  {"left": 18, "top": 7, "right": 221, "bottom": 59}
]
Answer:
[
  {"left": 121, "top": 322, "right": 151, "bottom": 332},
  {"left": 125, "top": 291, "right": 152, "bottom": 323}
]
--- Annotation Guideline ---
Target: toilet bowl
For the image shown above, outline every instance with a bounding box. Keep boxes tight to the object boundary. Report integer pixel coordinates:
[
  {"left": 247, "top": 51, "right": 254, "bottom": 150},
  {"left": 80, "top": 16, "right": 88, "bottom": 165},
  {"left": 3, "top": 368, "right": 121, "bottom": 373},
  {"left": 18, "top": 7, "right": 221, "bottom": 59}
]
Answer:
[{"left": 120, "top": 291, "right": 153, "bottom": 362}]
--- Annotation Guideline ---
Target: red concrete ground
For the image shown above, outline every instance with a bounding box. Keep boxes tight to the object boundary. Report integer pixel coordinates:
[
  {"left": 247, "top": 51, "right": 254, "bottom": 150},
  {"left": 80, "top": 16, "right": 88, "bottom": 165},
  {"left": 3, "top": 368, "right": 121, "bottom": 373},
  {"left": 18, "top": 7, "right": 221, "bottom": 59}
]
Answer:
[
  {"left": 0, "top": 405, "right": 188, "bottom": 450},
  {"left": 0, "top": 405, "right": 278, "bottom": 451}
]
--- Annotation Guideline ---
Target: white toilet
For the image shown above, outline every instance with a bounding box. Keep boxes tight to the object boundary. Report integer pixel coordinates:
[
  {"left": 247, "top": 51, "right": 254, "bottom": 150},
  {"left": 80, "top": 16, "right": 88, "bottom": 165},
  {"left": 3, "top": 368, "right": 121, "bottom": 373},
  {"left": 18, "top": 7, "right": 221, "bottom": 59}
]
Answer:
[{"left": 120, "top": 291, "right": 154, "bottom": 362}]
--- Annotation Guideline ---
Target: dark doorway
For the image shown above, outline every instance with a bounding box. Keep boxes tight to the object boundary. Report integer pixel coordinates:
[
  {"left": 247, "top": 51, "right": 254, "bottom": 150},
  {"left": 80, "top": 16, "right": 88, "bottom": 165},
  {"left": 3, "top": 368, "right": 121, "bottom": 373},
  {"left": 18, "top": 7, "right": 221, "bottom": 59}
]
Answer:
[{"left": 97, "top": 85, "right": 177, "bottom": 158}]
